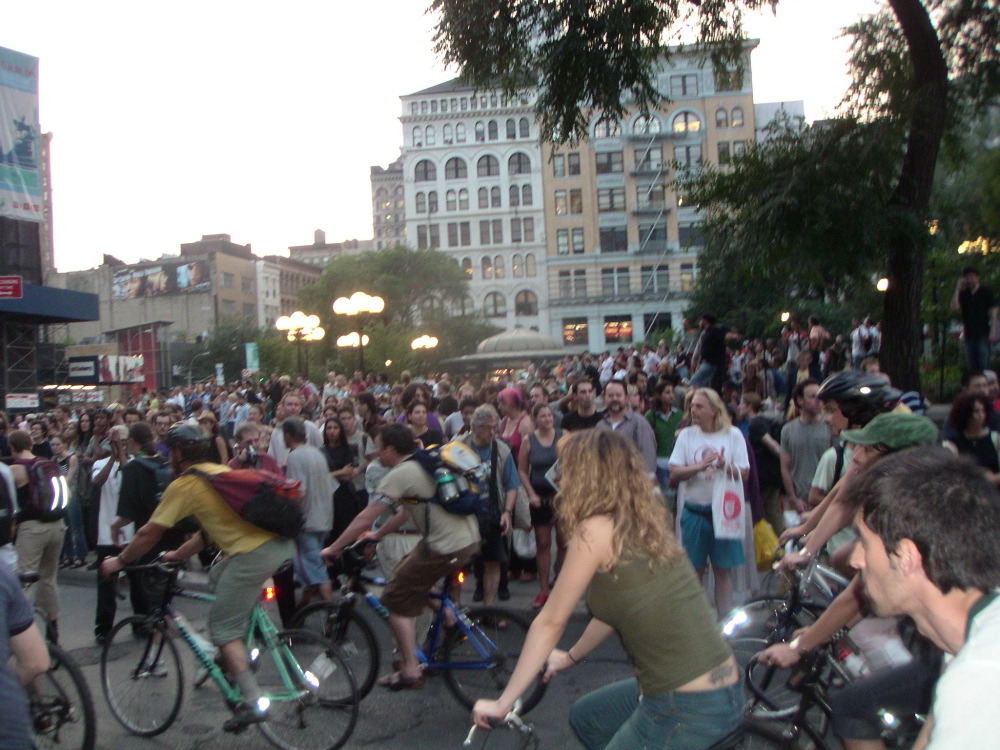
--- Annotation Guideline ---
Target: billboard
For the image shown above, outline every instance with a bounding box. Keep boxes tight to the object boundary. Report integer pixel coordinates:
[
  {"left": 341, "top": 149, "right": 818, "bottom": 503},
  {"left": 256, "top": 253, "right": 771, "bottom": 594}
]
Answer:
[
  {"left": 68, "top": 355, "right": 144, "bottom": 384},
  {"left": 0, "top": 46, "right": 42, "bottom": 222},
  {"left": 111, "top": 260, "right": 210, "bottom": 299}
]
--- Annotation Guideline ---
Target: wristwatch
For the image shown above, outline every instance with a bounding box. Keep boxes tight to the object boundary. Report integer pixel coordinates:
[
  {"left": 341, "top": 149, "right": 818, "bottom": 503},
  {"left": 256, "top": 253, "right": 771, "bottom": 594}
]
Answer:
[{"left": 788, "top": 636, "right": 808, "bottom": 654}]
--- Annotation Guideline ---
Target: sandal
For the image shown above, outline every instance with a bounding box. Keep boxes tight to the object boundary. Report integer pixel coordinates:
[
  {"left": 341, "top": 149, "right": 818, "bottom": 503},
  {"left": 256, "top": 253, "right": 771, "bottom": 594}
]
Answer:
[
  {"left": 531, "top": 593, "right": 549, "bottom": 609},
  {"left": 376, "top": 671, "right": 425, "bottom": 691}
]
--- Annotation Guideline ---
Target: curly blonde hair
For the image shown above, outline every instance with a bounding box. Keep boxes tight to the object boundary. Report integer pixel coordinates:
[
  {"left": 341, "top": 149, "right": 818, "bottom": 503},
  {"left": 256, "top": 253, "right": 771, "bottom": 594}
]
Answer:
[{"left": 554, "top": 430, "right": 681, "bottom": 570}]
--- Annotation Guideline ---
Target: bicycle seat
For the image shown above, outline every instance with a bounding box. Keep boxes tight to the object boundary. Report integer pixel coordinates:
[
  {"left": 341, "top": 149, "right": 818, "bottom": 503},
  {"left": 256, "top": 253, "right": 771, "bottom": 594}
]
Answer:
[{"left": 18, "top": 572, "right": 40, "bottom": 586}]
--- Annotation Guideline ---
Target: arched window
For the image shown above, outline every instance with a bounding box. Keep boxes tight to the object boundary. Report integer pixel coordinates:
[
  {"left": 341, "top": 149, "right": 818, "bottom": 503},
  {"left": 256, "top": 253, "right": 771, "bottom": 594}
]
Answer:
[
  {"left": 456, "top": 123, "right": 467, "bottom": 143},
  {"left": 443, "top": 123, "right": 453, "bottom": 143},
  {"left": 521, "top": 185, "right": 533, "bottom": 206},
  {"left": 415, "top": 192, "right": 426, "bottom": 212},
  {"left": 427, "top": 191, "right": 438, "bottom": 213},
  {"left": 512, "top": 253, "right": 524, "bottom": 278},
  {"left": 425, "top": 125, "right": 436, "bottom": 146},
  {"left": 446, "top": 190, "right": 457, "bottom": 211},
  {"left": 445, "top": 157, "right": 468, "bottom": 179},
  {"left": 494, "top": 255, "right": 505, "bottom": 279},
  {"left": 508, "top": 152, "right": 531, "bottom": 175},
  {"left": 461, "top": 257, "right": 473, "bottom": 278},
  {"left": 414, "top": 159, "right": 436, "bottom": 182},
  {"left": 515, "top": 290, "right": 538, "bottom": 316},
  {"left": 509, "top": 185, "right": 520, "bottom": 207},
  {"left": 478, "top": 187, "right": 489, "bottom": 209},
  {"left": 477, "top": 155, "right": 500, "bottom": 177},
  {"left": 525, "top": 253, "right": 537, "bottom": 277},
  {"left": 594, "top": 118, "right": 622, "bottom": 138},
  {"left": 731, "top": 107, "right": 744, "bottom": 127},
  {"left": 487, "top": 120, "right": 498, "bottom": 140},
  {"left": 506, "top": 119, "right": 517, "bottom": 139},
  {"left": 412, "top": 126, "right": 422, "bottom": 146},
  {"left": 458, "top": 188, "right": 469, "bottom": 210},
  {"left": 375, "top": 187, "right": 388, "bottom": 202},
  {"left": 490, "top": 186, "right": 501, "bottom": 208},
  {"left": 475, "top": 121, "right": 485, "bottom": 142},
  {"left": 671, "top": 112, "right": 701, "bottom": 134},
  {"left": 519, "top": 118, "right": 530, "bottom": 138},
  {"left": 633, "top": 115, "right": 662, "bottom": 134},
  {"left": 481, "top": 256, "right": 494, "bottom": 280},
  {"left": 458, "top": 295, "right": 475, "bottom": 316},
  {"left": 715, "top": 108, "right": 729, "bottom": 128},
  {"left": 484, "top": 292, "right": 506, "bottom": 317}
]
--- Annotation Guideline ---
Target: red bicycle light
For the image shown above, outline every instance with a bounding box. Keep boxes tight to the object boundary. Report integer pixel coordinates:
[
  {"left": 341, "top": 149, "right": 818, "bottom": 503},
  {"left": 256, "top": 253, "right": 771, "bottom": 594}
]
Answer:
[
  {"left": 457, "top": 571, "right": 465, "bottom": 585},
  {"left": 264, "top": 586, "right": 276, "bottom": 601}
]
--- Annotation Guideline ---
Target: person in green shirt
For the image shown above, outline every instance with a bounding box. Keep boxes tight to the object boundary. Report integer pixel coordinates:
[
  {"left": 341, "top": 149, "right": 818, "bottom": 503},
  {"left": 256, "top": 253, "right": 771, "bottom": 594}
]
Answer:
[{"left": 645, "top": 375, "right": 682, "bottom": 492}]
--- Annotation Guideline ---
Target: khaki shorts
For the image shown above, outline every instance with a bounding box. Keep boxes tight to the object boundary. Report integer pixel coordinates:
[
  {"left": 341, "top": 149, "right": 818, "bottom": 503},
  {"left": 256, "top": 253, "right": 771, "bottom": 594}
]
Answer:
[{"left": 382, "top": 540, "right": 478, "bottom": 617}]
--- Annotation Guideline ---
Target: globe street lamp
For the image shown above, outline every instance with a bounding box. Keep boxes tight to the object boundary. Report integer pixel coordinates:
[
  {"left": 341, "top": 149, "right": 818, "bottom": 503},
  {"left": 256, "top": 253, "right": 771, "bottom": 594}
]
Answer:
[
  {"left": 275, "top": 311, "right": 325, "bottom": 375},
  {"left": 333, "top": 292, "right": 384, "bottom": 373},
  {"left": 411, "top": 335, "right": 439, "bottom": 375},
  {"left": 336, "top": 332, "right": 369, "bottom": 369}
]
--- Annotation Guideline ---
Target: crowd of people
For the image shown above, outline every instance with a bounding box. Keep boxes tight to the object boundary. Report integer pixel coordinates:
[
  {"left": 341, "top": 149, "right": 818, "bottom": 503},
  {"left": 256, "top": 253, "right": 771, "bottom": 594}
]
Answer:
[{"left": 2, "top": 302, "right": 1000, "bottom": 748}]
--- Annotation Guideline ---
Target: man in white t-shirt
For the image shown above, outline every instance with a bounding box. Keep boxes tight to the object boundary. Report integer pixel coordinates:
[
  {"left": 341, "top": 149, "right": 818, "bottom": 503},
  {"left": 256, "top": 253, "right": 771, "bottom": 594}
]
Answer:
[{"left": 847, "top": 447, "right": 1000, "bottom": 749}]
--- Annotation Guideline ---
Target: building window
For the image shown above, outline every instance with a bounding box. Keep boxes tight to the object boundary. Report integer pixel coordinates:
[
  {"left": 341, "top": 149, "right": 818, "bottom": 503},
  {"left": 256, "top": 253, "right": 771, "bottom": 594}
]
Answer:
[
  {"left": 669, "top": 74, "right": 698, "bottom": 97},
  {"left": 567, "top": 152, "right": 581, "bottom": 175},
  {"left": 243, "top": 302, "right": 256, "bottom": 317},
  {"left": 595, "top": 151, "right": 623, "bottom": 174},
  {"left": 571, "top": 227, "right": 585, "bottom": 253},
  {"left": 222, "top": 299, "right": 236, "bottom": 316},
  {"left": 597, "top": 187, "right": 626, "bottom": 212},
  {"left": 430, "top": 100, "right": 438, "bottom": 113},
  {"left": 557, "top": 229, "right": 569, "bottom": 254},
  {"left": 481, "top": 256, "right": 493, "bottom": 279},
  {"left": 600, "top": 226, "right": 628, "bottom": 253},
  {"left": 717, "top": 142, "right": 731, "bottom": 165},
  {"left": 492, "top": 219, "right": 503, "bottom": 244},
  {"left": 525, "top": 253, "right": 536, "bottom": 276},
  {"left": 570, "top": 189, "right": 583, "bottom": 214},
  {"left": 446, "top": 189, "right": 457, "bottom": 211},
  {"left": 715, "top": 69, "right": 743, "bottom": 92},
  {"left": 487, "top": 120, "right": 498, "bottom": 140},
  {"left": 414, "top": 159, "right": 436, "bottom": 181},
  {"left": 506, "top": 119, "right": 516, "bottom": 139},
  {"left": 640, "top": 264, "right": 670, "bottom": 292},
  {"left": 515, "top": 290, "right": 538, "bottom": 315},
  {"left": 680, "top": 262, "right": 695, "bottom": 290},
  {"left": 241, "top": 276, "right": 253, "bottom": 293},
  {"left": 416, "top": 224, "right": 440, "bottom": 249},
  {"left": 634, "top": 145, "right": 663, "bottom": 171},
  {"left": 633, "top": 115, "right": 662, "bottom": 135},
  {"left": 445, "top": 157, "right": 468, "bottom": 179},
  {"left": 679, "top": 223, "right": 705, "bottom": 248},
  {"left": 601, "top": 267, "right": 631, "bottom": 296},
  {"left": 733, "top": 141, "right": 747, "bottom": 157},
  {"left": 552, "top": 154, "right": 565, "bottom": 177},
  {"left": 509, "top": 185, "right": 520, "bottom": 207},
  {"left": 427, "top": 191, "right": 438, "bottom": 213},
  {"left": 458, "top": 295, "right": 474, "bottom": 315},
  {"left": 554, "top": 190, "right": 567, "bottom": 215},
  {"left": 448, "top": 222, "right": 459, "bottom": 247},
  {"left": 715, "top": 108, "right": 729, "bottom": 128},
  {"left": 221, "top": 272, "right": 234, "bottom": 289},
  {"left": 410, "top": 102, "right": 418, "bottom": 115},
  {"left": 573, "top": 269, "right": 586, "bottom": 296},
  {"left": 558, "top": 270, "right": 572, "bottom": 298},
  {"left": 637, "top": 182, "right": 666, "bottom": 208},
  {"left": 672, "top": 112, "right": 701, "bottom": 134},
  {"left": 469, "top": 96, "right": 477, "bottom": 110},
  {"left": 639, "top": 222, "right": 667, "bottom": 244},
  {"left": 523, "top": 217, "right": 535, "bottom": 242},
  {"left": 674, "top": 144, "right": 702, "bottom": 169},
  {"left": 511, "top": 218, "right": 522, "bottom": 243},
  {"left": 443, "top": 124, "right": 453, "bottom": 143},
  {"left": 415, "top": 192, "right": 426, "bottom": 213},
  {"left": 508, "top": 152, "right": 531, "bottom": 175},
  {"left": 412, "top": 126, "right": 422, "bottom": 146},
  {"left": 519, "top": 118, "right": 529, "bottom": 138},
  {"left": 512, "top": 254, "right": 523, "bottom": 277},
  {"left": 594, "top": 118, "right": 621, "bottom": 138},
  {"left": 461, "top": 257, "right": 473, "bottom": 277},
  {"left": 456, "top": 123, "right": 466, "bottom": 142},
  {"left": 731, "top": 107, "right": 745, "bottom": 127},
  {"left": 494, "top": 254, "right": 505, "bottom": 278},
  {"left": 475, "top": 122, "right": 485, "bottom": 142},
  {"left": 421, "top": 101, "right": 428, "bottom": 114},
  {"left": 485, "top": 291, "right": 506, "bottom": 317},
  {"left": 477, "top": 155, "right": 499, "bottom": 177},
  {"left": 489, "top": 186, "right": 500, "bottom": 208},
  {"left": 478, "top": 187, "right": 489, "bottom": 209},
  {"left": 563, "top": 317, "right": 588, "bottom": 345},
  {"left": 425, "top": 125, "right": 436, "bottom": 146},
  {"left": 521, "top": 185, "right": 533, "bottom": 206},
  {"left": 604, "top": 315, "right": 633, "bottom": 343},
  {"left": 458, "top": 188, "right": 469, "bottom": 210}
]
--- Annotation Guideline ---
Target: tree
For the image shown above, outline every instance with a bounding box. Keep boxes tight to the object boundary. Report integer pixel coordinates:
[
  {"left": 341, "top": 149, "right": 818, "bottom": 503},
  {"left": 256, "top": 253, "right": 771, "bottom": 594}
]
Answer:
[{"left": 431, "top": 0, "right": 1000, "bottom": 390}]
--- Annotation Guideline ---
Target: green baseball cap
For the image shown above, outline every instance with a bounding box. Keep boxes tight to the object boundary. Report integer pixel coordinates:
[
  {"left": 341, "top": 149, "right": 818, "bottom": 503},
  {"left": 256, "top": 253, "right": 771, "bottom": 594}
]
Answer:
[{"left": 840, "top": 412, "right": 938, "bottom": 450}]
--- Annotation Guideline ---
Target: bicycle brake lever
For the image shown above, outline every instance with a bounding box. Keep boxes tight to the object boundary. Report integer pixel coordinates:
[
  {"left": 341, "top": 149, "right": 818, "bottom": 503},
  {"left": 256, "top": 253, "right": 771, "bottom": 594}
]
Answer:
[{"left": 463, "top": 725, "right": 478, "bottom": 746}]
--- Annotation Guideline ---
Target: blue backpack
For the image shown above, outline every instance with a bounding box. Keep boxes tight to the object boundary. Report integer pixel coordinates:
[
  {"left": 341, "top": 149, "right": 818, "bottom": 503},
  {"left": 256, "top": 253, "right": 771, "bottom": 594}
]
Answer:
[{"left": 408, "top": 439, "right": 493, "bottom": 518}]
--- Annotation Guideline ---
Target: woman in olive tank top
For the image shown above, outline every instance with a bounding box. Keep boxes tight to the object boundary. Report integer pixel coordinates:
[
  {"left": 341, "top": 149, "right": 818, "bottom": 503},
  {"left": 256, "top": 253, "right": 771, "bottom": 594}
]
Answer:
[{"left": 473, "top": 430, "right": 742, "bottom": 749}]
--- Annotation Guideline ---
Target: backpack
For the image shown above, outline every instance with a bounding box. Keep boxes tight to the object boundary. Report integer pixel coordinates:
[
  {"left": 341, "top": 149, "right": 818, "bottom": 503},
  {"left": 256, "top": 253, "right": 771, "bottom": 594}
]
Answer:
[
  {"left": 408, "top": 439, "right": 492, "bottom": 517},
  {"left": 19, "top": 457, "right": 69, "bottom": 522},
  {"left": 134, "top": 456, "right": 173, "bottom": 503},
  {"left": 185, "top": 467, "right": 304, "bottom": 538}
]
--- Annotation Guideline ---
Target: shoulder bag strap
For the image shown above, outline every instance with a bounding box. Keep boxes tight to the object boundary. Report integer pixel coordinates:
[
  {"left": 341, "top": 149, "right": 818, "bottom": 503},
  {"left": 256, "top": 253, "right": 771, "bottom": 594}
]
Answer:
[{"left": 489, "top": 440, "right": 500, "bottom": 518}]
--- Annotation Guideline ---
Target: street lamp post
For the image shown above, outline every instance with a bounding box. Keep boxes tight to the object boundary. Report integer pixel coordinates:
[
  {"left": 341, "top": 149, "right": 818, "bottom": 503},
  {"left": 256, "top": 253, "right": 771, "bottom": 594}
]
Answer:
[
  {"left": 333, "top": 292, "right": 384, "bottom": 373},
  {"left": 275, "top": 311, "right": 325, "bottom": 375},
  {"left": 336, "top": 332, "right": 369, "bottom": 370},
  {"left": 187, "top": 350, "right": 212, "bottom": 387},
  {"left": 411, "top": 335, "right": 439, "bottom": 376}
]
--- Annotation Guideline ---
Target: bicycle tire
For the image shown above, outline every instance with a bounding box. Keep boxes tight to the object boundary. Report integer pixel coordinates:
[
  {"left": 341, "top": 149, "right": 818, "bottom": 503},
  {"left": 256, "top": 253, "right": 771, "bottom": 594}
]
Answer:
[
  {"left": 729, "top": 636, "right": 803, "bottom": 721},
  {"left": 477, "top": 724, "right": 540, "bottom": 750},
  {"left": 100, "top": 615, "right": 184, "bottom": 737},
  {"left": 289, "top": 601, "right": 380, "bottom": 699},
  {"left": 443, "top": 607, "right": 547, "bottom": 716},
  {"left": 706, "top": 716, "right": 807, "bottom": 749},
  {"left": 255, "top": 628, "right": 359, "bottom": 750},
  {"left": 32, "top": 642, "right": 97, "bottom": 750}
]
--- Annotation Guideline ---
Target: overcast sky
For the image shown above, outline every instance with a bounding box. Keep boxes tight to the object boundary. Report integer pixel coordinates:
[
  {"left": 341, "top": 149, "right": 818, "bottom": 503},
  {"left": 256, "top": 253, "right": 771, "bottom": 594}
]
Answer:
[{"left": 1, "top": 0, "right": 879, "bottom": 273}]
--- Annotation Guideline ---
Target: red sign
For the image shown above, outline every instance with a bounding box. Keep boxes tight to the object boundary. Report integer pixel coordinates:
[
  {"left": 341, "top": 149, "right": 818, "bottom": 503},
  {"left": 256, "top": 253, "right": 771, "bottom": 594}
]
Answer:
[{"left": 0, "top": 276, "right": 23, "bottom": 299}]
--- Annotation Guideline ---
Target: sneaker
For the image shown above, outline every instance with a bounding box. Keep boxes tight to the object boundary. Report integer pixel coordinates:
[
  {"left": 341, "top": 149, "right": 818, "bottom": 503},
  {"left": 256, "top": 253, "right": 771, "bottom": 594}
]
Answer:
[
  {"left": 137, "top": 660, "right": 169, "bottom": 679},
  {"left": 223, "top": 702, "right": 268, "bottom": 733},
  {"left": 531, "top": 593, "right": 549, "bottom": 609}
]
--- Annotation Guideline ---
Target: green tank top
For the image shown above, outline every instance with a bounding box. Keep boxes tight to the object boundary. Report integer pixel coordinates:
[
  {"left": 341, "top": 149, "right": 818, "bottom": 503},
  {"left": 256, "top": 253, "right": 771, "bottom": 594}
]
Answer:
[{"left": 586, "top": 551, "right": 732, "bottom": 695}]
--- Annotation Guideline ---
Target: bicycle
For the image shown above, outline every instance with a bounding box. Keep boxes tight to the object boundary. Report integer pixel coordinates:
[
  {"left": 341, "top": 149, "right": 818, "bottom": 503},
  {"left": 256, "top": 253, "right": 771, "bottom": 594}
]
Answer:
[
  {"left": 759, "top": 540, "right": 851, "bottom": 604},
  {"left": 463, "top": 699, "right": 539, "bottom": 750},
  {"left": 291, "top": 542, "right": 547, "bottom": 713},
  {"left": 19, "top": 572, "right": 97, "bottom": 750},
  {"left": 99, "top": 560, "right": 359, "bottom": 750}
]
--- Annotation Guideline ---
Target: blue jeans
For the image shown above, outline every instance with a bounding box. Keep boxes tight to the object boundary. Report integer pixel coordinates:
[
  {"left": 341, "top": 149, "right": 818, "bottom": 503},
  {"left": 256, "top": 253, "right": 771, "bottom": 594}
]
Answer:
[
  {"left": 689, "top": 362, "right": 716, "bottom": 387},
  {"left": 61, "top": 492, "right": 89, "bottom": 560},
  {"left": 965, "top": 336, "right": 992, "bottom": 373},
  {"left": 569, "top": 678, "right": 742, "bottom": 750}
]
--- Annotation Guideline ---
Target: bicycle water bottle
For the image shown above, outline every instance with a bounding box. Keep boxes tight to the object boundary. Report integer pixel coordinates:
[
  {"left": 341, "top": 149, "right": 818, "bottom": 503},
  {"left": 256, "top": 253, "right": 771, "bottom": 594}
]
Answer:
[
  {"left": 435, "top": 468, "right": 460, "bottom": 503},
  {"left": 365, "top": 592, "right": 390, "bottom": 619},
  {"left": 837, "top": 647, "right": 868, "bottom": 678}
]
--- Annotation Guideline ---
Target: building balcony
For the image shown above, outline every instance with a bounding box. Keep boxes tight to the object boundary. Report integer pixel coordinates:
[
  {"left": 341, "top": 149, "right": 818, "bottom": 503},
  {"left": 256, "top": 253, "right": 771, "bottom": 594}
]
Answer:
[
  {"left": 632, "top": 240, "right": 672, "bottom": 255},
  {"left": 550, "top": 289, "right": 688, "bottom": 307},
  {"left": 631, "top": 162, "right": 667, "bottom": 176},
  {"left": 632, "top": 200, "right": 669, "bottom": 214}
]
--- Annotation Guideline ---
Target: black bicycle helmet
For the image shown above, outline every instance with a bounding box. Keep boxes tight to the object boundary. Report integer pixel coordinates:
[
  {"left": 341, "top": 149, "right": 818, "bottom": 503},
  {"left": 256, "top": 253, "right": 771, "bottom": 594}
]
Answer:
[
  {"left": 165, "top": 421, "right": 210, "bottom": 446},
  {"left": 816, "top": 371, "right": 902, "bottom": 427}
]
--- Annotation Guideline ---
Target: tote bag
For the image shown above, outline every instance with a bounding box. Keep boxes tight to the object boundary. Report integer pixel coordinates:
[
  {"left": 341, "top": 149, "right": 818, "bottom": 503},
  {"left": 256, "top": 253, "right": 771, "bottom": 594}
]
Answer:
[{"left": 711, "top": 431, "right": 746, "bottom": 540}]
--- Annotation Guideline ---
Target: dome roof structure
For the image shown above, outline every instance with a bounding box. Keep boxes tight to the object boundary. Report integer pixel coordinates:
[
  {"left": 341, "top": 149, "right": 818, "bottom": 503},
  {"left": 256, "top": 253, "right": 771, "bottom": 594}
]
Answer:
[{"left": 476, "top": 329, "right": 563, "bottom": 354}]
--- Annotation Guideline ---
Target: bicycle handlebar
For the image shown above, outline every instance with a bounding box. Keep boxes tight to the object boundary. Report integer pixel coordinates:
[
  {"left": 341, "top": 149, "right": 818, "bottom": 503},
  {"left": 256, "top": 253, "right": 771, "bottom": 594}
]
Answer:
[{"left": 464, "top": 699, "right": 525, "bottom": 745}]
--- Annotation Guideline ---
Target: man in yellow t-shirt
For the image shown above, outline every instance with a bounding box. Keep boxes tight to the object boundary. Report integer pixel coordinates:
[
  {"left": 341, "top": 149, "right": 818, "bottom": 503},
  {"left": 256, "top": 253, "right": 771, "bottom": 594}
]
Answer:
[{"left": 101, "top": 423, "right": 295, "bottom": 733}]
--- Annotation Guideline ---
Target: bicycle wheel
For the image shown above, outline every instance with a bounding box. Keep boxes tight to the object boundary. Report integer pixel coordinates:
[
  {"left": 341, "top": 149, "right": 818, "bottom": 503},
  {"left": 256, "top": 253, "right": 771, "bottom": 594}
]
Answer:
[
  {"left": 100, "top": 615, "right": 184, "bottom": 736},
  {"left": 290, "top": 601, "right": 380, "bottom": 699},
  {"left": 32, "top": 642, "right": 96, "bottom": 750},
  {"left": 722, "top": 596, "right": 825, "bottom": 642},
  {"left": 443, "top": 607, "right": 547, "bottom": 716},
  {"left": 729, "top": 637, "right": 802, "bottom": 720},
  {"left": 706, "top": 716, "right": 806, "bottom": 749},
  {"left": 477, "top": 724, "right": 540, "bottom": 750},
  {"left": 255, "top": 629, "right": 359, "bottom": 750}
]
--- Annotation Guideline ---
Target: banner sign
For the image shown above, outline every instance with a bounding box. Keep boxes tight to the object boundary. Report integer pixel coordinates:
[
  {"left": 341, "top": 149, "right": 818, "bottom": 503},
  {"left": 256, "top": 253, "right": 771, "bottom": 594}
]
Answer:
[
  {"left": 111, "top": 260, "right": 210, "bottom": 299},
  {"left": 0, "top": 46, "right": 42, "bottom": 222},
  {"left": 244, "top": 342, "right": 259, "bottom": 371},
  {"left": 5, "top": 392, "right": 39, "bottom": 409},
  {"left": 68, "top": 354, "right": 144, "bottom": 384},
  {"left": 0, "top": 275, "right": 23, "bottom": 298}
]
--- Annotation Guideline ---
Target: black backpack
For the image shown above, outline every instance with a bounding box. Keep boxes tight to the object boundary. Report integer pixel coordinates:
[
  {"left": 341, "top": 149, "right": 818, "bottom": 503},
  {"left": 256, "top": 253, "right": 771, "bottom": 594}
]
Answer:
[
  {"left": 134, "top": 456, "right": 174, "bottom": 503},
  {"left": 20, "top": 457, "right": 69, "bottom": 522}
]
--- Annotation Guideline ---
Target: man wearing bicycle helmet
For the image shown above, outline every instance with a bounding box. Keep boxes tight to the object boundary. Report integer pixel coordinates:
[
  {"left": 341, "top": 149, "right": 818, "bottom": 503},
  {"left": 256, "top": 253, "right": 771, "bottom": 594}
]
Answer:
[{"left": 101, "top": 422, "right": 295, "bottom": 733}]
